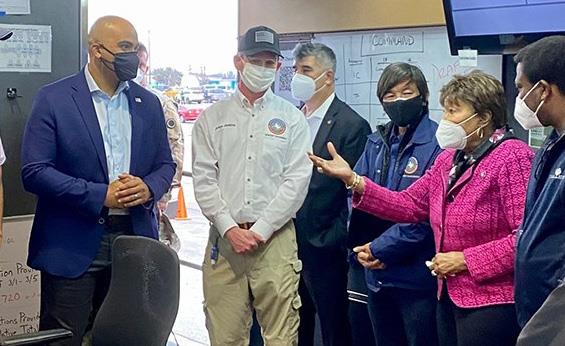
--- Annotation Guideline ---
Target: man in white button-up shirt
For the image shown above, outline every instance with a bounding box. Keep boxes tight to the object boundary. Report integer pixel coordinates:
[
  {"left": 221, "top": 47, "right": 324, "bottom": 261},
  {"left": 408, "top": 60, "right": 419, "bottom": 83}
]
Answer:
[{"left": 192, "top": 26, "right": 312, "bottom": 346}]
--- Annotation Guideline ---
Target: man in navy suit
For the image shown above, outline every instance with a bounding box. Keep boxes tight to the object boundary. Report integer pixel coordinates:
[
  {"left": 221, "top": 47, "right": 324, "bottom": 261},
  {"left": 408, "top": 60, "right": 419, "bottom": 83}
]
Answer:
[{"left": 21, "top": 16, "right": 175, "bottom": 345}]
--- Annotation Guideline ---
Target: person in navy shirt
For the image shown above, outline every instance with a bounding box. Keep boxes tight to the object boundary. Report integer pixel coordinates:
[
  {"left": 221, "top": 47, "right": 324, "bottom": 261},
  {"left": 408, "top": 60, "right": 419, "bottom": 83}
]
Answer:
[
  {"left": 347, "top": 63, "right": 441, "bottom": 346},
  {"left": 514, "top": 35, "right": 565, "bottom": 328}
]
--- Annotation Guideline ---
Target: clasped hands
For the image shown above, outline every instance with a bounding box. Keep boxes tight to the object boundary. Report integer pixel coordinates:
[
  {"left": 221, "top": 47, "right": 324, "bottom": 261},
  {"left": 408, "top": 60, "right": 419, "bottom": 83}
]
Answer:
[
  {"left": 225, "top": 226, "right": 265, "bottom": 255},
  {"left": 104, "top": 173, "right": 152, "bottom": 209},
  {"left": 426, "top": 252, "right": 467, "bottom": 279},
  {"left": 354, "top": 244, "right": 468, "bottom": 279},
  {"left": 353, "top": 243, "right": 386, "bottom": 270}
]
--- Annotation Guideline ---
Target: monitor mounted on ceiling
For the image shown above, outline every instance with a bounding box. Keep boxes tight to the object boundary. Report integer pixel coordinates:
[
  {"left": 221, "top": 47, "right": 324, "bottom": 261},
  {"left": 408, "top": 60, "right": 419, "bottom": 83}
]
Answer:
[{"left": 443, "top": 0, "right": 565, "bottom": 55}]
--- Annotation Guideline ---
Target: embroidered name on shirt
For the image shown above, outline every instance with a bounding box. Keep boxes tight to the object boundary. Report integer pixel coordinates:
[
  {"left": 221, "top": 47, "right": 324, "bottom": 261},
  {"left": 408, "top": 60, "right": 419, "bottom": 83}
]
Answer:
[{"left": 215, "top": 123, "right": 236, "bottom": 131}]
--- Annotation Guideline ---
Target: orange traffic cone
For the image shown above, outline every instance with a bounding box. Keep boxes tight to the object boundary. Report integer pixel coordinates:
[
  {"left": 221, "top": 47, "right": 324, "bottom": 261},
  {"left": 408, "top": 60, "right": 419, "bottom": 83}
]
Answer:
[{"left": 175, "top": 185, "right": 189, "bottom": 220}]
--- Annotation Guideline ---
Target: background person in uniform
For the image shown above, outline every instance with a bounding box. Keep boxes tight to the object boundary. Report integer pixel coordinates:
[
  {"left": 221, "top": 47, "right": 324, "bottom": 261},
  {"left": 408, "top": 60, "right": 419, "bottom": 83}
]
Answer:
[
  {"left": 136, "top": 43, "right": 184, "bottom": 249},
  {"left": 21, "top": 16, "right": 175, "bottom": 345},
  {"left": 311, "top": 71, "right": 533, "bottom": 346},
  {"left": 513, "top": 35, "right": 565, "bottom": 328},
  {"left": 0, "top": 28, "right": 12, "bottom": 248},
  {"left": 136, "top": 43, "right": 184, "bottom": 212},
  {"left": 291, "top": 42, "right": 371, "bottom": 346},
  {"left": 192, "top": 26, "right": 312, "bottom": 346},
  {"left": 348, "top": 63, "right": 440, "bottom": 346}
]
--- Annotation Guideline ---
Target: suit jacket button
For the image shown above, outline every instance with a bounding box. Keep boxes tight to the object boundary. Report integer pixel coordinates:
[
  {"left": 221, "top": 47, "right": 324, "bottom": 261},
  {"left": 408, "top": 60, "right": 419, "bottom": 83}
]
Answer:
[{"left": 98, "top": 217, "right": 105, "bottom": 225}]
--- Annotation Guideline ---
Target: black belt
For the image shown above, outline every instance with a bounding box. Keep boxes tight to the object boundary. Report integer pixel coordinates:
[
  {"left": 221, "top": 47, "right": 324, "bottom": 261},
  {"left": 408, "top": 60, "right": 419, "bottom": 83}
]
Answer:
[
  {"left": 105, "top": 215, "right": 132, "bottom": 232},
  {"left": 238, "top": 222, "right": 255, "bottom": 230}
]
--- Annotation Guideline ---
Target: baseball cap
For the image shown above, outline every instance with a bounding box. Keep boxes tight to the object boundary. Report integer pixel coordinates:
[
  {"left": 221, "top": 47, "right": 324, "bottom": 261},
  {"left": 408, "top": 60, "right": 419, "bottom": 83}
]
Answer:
[
  {"left": 0, "top": 28, "right": 13, "bottom": 41},
  {"left": 238, "top": 26, "right": 282, "bottom": 57}
]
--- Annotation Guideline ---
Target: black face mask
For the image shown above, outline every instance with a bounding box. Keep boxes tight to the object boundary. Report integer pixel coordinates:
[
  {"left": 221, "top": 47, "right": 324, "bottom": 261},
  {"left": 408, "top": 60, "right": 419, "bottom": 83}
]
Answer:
[
  {"left": 382, "top": 95, "right": 425, "bottom": 127},
  {"left": 99, "top": 44, "right": 139, "bottom": 81}
]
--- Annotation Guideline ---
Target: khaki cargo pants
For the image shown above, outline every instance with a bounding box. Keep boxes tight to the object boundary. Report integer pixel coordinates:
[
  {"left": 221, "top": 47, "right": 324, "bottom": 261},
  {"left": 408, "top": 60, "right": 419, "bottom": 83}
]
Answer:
[{"left": 202, "top": 221, "right": 302, "bottom": 346}]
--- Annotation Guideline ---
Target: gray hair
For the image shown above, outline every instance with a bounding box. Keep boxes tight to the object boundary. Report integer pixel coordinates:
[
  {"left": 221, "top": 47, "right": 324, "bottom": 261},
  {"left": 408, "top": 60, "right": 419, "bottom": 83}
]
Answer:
[{"left": 292, "top": 42, "right": 337, "bottom": 72}]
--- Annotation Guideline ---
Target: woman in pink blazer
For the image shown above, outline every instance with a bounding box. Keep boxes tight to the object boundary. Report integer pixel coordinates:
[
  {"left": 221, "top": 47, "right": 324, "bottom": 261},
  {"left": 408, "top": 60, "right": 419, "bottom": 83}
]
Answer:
[{"left": 311, "top": 71, "right": 534, "bottom": 346}]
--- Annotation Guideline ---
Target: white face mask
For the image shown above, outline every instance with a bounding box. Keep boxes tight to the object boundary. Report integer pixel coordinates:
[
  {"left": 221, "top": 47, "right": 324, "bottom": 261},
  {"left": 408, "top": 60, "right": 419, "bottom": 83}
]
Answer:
[
  {"left": 240, "top": 62, "right": 276, "bottom": 93},
  {"left": 514, "top": 81, "right": 544, "bottom": 130},
  {"left": 291, "top": 71, "right": 328, "bottom": 101},
  {"left": 436, "top": 112, "right": 484, "bottom": 150},
  {"left": 133, "top": 68, "right": 146, "bottom": 86}
]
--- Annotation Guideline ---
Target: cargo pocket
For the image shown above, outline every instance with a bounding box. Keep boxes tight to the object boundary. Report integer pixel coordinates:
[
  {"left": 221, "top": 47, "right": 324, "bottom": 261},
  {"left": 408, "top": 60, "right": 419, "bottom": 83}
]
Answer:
[
  {"left": 291, "top": 260, "right": 302, "bottom": 311},
  {"left": 292, "top": 294, "right": 302, "bottom": 310},
  {"left": 292, "top": 259, "right": 303, "bottom": 273}
]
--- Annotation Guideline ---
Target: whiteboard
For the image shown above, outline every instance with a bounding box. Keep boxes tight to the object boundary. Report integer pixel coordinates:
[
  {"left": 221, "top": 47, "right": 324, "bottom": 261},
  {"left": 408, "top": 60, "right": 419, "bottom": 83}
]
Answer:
[
  {"left": 311, "top": 27, "right": 503, "bottom": 128},
  {"left": 0, "top": 217, "right": 40, "bottom": 337}
]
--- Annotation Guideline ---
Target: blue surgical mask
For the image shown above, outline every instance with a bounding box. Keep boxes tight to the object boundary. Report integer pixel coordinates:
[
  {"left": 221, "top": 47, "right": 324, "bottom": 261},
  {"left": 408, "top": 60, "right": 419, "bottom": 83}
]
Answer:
[{"left": 99, "top": 44, "right": 139, "bottom": 81}]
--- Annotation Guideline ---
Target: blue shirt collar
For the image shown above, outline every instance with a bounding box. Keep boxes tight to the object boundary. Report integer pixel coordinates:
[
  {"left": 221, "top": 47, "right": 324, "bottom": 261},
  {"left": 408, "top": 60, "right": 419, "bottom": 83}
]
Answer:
[
  {"left": 85, "top": 64, "right": 129, "bottom": 97},
  {"left": 371, "top": 113, "right": 435, "bottom": 145}
]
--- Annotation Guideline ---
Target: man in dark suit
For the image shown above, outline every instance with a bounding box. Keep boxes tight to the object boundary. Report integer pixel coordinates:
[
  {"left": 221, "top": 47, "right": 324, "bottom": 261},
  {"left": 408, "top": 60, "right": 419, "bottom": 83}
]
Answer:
[
  {"left": 21, "top": 16, "right": 175, "bottom": 345},
  {"left": 291, "top": 42, "right": 371, "bottom": 346}
]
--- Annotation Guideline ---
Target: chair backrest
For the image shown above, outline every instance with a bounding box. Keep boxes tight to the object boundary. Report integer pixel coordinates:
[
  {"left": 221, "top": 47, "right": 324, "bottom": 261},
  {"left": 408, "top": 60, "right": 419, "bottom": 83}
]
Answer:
[{"left": 92, "top": 235, "right": 180, "bottom": 346}]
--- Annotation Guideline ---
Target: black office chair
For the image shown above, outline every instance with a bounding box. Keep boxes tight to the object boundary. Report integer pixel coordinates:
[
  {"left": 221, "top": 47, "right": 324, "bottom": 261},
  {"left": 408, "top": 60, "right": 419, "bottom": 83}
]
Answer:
[
  {"left": 92, "top": 235, "right": 180, "bottom": 346},
  {"left": 1, "top": 235, "right": 180, "bottom": 346},
  {"left": 0, "top": 330, "right": 73, "bottom": 346}
]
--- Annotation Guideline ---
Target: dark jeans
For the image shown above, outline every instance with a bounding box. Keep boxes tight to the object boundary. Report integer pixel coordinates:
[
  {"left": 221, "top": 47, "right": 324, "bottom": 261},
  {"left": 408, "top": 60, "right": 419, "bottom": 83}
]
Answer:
[
  {"left": 437, "top": 286, "right": 520, "bottom": 346},
  {"left": 39, "top": 216, "right": 132, "bottom": 346},
  {"left": 368, "top": 287, "right": 438, "bottom": 346},
  {"left": 347, "top": 259, "right": 376, "bottom": 346},
  {"left": 298, "top": 251, "right": 351, "bottom": 346}
]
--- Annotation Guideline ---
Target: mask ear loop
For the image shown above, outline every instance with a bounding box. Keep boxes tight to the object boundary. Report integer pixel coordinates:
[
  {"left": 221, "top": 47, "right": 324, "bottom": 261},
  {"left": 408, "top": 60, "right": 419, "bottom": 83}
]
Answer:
[
  {"left": 534, "top": 82, "right": 545, "bottom": 117},
  {"left": 458, "top": 112, "right": 486, "bottom": 140},
  {"left": 311, "top": 70, "right": 330, "bottom": 96},
  {"left": 522, "top": 80, "right": 541, "bottom": 101},
  {"left": 96, "top": 44, "right": 117, "bottom": 73},
  {"left": 533, "top": 97, "right": 545, "bottom": 116},
  {"left": 458, "top": 112, "right": 478, "bottom": 126},
  {"left": 525, "top": 81, "right": 546, "bottom": 117}
]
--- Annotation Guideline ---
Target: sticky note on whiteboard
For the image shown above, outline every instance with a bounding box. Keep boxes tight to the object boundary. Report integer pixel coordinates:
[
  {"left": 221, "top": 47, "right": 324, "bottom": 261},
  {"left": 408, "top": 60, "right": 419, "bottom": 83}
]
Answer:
[{"left": 458, "top": 49, "right": 478, "bottom": 67}]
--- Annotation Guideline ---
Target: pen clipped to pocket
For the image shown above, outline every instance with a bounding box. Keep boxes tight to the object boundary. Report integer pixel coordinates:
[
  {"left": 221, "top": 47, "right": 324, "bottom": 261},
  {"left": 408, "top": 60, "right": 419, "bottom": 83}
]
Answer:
[{"left": 211, "top": 238, "right": 219, "bottom": 266}]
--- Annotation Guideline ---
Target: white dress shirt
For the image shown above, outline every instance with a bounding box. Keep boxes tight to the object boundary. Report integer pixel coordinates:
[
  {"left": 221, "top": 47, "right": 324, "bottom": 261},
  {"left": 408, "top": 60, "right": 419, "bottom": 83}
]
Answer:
[
  {"left": 192, "top": 88, "right": 313, "bottom": 241},
  {"left": 304, "top": 93, "right": 335, "bottom": 147}
]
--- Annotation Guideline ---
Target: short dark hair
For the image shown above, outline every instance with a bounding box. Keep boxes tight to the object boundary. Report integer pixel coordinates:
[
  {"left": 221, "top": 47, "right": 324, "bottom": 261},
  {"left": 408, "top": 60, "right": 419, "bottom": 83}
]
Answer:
[
  {"left": 377, "top": 63, "right": 429, "bottom": 105},
  {"left": 440, "top": 70, "right": 507, "bottom": 129},
  {"left": 514, "top": 35, "right": 565, "bottom": 94}
]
